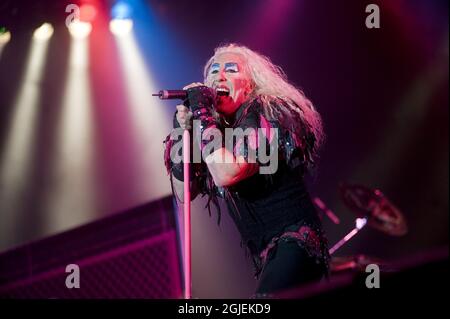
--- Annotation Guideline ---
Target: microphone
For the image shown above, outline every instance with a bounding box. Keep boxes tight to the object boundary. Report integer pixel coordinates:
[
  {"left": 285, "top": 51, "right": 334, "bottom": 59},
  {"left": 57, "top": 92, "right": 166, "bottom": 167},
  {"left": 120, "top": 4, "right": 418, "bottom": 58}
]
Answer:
[
  {"left": 152, "top": 90, "right": 187, "bottom": 100},
  {"left": 152, "top": 88, "right": 229, "bottom": 100}
]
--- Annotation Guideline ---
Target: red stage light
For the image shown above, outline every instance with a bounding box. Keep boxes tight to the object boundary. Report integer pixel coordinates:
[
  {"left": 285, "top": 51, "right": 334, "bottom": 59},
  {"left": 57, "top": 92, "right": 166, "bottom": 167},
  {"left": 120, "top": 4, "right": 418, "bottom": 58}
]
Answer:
[{"left": 79, "top": 4, "right": 98, "bottom": 22}]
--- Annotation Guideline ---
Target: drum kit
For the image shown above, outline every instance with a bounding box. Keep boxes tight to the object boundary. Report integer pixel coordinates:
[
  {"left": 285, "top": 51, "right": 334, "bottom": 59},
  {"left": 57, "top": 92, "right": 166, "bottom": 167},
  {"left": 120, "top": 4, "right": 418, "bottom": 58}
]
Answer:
[{"left": 314, "top": 182, "right": 408, "bottom": 274}]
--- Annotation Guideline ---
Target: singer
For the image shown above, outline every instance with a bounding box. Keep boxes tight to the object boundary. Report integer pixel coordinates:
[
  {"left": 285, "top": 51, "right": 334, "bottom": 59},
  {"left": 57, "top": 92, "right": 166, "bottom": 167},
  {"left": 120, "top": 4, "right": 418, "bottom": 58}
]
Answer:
[{"left": 163, "top": 43, "right": 329, "bottom": 298}]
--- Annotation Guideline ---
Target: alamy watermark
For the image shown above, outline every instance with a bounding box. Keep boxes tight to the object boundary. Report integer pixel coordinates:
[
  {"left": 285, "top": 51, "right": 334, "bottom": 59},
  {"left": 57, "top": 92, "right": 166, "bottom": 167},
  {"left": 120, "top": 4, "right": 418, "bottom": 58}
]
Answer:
[
  {"left": 65, "top": 264, "right": 80, "bottom": 289},
  {"left": 65, "top": 4, "right": 81, "bottom": 28},
  {"left": 365, "top": 263, "right": 380, "bottom": 288},
  {"left": 365, "top": 4, "right": 380, "bottom": 29},
  {"left": 169, "top": 120, "right": 279, "bottom": 174}
]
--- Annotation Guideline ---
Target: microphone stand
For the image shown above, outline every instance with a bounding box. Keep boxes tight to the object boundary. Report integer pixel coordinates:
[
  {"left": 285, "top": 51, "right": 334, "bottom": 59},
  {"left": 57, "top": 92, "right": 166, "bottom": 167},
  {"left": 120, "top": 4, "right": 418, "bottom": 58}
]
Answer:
[
  {"left": 154, "top": 88, "right": 227, "bottom": 299},
  {"left": 153, "top": 90, "right": 192, "bottom": 299},
  {"left": 182, "top": 129, "right": 192, "bottom": 299}
]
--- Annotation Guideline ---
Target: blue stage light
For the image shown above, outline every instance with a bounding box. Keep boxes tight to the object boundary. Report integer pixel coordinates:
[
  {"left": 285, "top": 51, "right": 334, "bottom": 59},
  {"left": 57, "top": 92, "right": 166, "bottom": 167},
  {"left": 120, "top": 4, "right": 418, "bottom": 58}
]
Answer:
[{"left": 111, "top": 1, "right": 133, "bottom": 20}]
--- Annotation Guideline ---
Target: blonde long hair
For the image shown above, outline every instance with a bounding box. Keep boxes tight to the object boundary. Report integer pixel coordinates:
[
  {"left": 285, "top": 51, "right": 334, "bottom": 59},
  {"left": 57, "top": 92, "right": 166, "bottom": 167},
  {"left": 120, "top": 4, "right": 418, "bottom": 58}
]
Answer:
[{"left": 203, "top": 43, "right": 324, "bottom": 156}]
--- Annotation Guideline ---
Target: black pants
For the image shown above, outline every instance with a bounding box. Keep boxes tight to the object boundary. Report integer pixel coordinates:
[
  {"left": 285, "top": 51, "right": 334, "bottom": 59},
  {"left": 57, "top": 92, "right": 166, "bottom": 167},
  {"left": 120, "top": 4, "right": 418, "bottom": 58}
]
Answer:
[{"left": 255, "top": 241, "right": 327, "bottom": 296}]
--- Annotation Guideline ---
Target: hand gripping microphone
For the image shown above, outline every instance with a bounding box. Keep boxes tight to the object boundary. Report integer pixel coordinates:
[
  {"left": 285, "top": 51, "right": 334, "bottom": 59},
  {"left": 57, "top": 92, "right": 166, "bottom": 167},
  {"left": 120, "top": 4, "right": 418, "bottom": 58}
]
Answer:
[{"left": 152, "top": 87, "right": 229, "bottom": 100}]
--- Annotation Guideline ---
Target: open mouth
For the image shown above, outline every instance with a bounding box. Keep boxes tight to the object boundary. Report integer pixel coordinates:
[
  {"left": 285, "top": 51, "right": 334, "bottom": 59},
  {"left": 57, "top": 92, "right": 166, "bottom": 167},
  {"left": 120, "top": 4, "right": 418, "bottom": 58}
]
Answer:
[{"left": 215, "top": 86, "right": 230, "bottom": 96}]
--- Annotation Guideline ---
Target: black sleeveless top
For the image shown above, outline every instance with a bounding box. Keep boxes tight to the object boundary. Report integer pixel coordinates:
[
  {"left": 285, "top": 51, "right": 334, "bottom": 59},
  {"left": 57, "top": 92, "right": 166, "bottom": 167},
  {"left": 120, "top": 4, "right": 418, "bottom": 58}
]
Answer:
[
  {"left": 197, "top": 97, "right": 329, "bottom": 278},
  {"left": 165, "top": 96, "right": 330, "bottom": 278}
]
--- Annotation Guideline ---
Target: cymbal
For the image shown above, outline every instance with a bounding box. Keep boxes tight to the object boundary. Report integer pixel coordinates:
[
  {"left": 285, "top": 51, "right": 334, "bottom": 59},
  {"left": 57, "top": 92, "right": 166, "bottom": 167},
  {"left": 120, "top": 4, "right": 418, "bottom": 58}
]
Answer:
[{"left": 338, "top": 183, "right": 408, "bottom": 236}]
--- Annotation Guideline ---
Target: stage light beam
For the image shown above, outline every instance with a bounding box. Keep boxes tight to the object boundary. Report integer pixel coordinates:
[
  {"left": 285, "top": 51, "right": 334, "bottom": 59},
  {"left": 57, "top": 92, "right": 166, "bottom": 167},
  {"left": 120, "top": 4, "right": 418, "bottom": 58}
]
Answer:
[
  {"left": 33, "top": 23, "right": 54, "bottom": 41},
  {"left": 0, "top": 30, "right": 11, "bottom": 43},
  {"left": 67, "top": 20, "right": 92, "bottom": 39},
  {"left": 109, "top": 19, "right": 133, "bottom": 36},
  {"left": 48, "top": 35, "right": 98, "bottom": 231},
  {"left": 113, "top": 32, "right": 172, "bottom": 200},
  {"left": 0, "top": 28, "right": 11, "bottom": 58},
  {"left": 0, "top": 34, "right": 51, "bottom": 244}
]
